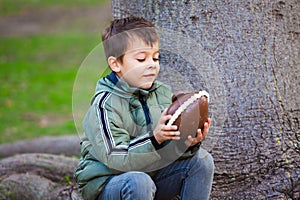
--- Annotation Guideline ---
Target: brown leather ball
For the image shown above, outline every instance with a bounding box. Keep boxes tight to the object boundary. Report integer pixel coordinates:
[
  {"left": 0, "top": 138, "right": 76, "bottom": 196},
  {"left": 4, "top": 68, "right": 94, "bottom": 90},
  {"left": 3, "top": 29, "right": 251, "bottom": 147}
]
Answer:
[{"left": 166, "top": 91, "right": 209, "bottom": 139}]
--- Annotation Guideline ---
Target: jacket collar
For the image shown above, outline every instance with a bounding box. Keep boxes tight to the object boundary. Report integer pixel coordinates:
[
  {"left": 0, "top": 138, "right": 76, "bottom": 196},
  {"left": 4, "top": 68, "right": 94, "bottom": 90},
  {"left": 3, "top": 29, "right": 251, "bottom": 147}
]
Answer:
[{"left": 105, "top": 72, "right": 158, "bottom": 97}]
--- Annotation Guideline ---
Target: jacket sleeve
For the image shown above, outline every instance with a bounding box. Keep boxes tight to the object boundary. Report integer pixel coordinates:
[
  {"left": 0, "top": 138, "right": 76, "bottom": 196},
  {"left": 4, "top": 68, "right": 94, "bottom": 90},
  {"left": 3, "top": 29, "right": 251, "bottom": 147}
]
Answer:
[{"left": 83, "top": 92, "right": 162, "bottom": 172}]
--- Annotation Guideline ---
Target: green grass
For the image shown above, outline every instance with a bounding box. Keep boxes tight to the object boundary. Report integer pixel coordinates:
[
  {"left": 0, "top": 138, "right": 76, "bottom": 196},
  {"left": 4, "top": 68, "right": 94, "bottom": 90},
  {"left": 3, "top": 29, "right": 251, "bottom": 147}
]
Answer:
[
  {"left": 0, "top": 0, "right": 109, "bottom": 144},
  {"left": 0, "top": 0, "right": 105, "bottom": 15},
  {"left": 0, "top": 33, "right": 104, "bottom": 143},
  {"left": 0, "top": 0, "right": 111, "bottom": 144}
]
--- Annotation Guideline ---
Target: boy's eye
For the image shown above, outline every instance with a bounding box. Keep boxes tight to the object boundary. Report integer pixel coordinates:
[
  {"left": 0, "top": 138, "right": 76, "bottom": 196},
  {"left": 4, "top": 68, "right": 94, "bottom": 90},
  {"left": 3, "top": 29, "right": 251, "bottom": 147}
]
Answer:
[
  {"left": 137, "top": 58, "right": 145, "bottom": 62},
  {"left": 153, "top": 57, "right": 160, "bottom": 62}
]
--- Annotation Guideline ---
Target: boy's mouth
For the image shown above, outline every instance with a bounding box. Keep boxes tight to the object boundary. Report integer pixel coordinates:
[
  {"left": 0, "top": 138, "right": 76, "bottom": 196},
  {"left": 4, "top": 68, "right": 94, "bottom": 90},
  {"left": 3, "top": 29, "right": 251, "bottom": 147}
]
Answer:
[{"left": 143, "top": 73, "right": 156, "bottom": 78}]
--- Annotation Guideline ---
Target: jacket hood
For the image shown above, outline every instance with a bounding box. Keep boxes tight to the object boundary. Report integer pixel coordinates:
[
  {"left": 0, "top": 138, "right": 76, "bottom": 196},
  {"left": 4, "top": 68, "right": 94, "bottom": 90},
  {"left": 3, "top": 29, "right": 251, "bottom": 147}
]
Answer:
[{"left": 95, "top": 72, "right": 164, "bottom": 98}]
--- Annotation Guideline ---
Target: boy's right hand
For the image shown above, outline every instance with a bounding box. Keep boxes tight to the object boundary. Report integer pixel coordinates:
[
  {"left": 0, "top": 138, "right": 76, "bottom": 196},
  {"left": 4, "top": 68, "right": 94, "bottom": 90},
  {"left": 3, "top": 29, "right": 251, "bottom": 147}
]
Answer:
[{"left": 153, "top": 108, "right": 180, "bottom": 144}]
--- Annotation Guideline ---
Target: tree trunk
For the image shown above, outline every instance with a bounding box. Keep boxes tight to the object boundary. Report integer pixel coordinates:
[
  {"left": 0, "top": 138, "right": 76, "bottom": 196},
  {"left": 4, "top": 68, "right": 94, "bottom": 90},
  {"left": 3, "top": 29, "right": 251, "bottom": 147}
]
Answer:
[
  {"left": 0, "top": 135, "right": 80, "bottom": 159},
  {"left": 0, "top": 153, "right": 82, "bottom": 200},
  {"left": 112, "top": 0, "right": 300, "bottom": 199}
]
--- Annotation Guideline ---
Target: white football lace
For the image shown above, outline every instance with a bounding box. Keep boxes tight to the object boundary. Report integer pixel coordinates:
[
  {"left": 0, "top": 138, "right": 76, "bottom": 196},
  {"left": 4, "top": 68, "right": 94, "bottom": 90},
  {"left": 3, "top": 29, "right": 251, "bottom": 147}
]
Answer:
[{"left": 166, "top": 90, "right": 209, "bottom": 126}]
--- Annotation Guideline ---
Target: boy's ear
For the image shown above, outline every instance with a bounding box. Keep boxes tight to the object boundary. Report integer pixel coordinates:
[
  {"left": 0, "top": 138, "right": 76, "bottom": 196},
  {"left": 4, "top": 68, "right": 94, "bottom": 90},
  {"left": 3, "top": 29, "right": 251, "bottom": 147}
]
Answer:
[{"left": 107, "top": 56, "right": 120, "bottom": 72}]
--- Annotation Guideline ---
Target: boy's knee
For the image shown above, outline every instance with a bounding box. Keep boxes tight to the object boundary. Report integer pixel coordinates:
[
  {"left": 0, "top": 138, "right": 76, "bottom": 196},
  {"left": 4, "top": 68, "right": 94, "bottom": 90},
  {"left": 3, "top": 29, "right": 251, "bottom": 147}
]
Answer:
[
  {"left": 128, "top": 171, "right": 155, "bottom": 187},
  {"left": 198, "top": 149, "right": 214, "bottom": 175},
  {"left": 122, "top": 172, "right": 156, "bottom": 198},
  {"left": 204, "top": 152, "right": 214, "bottom": 175}
]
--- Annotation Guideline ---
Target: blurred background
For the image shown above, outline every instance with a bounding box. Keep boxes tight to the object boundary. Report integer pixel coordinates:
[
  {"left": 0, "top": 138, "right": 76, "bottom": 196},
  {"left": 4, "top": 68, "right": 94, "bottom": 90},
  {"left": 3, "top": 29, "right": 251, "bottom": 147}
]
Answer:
[{"left": 0, "top": 0, "right": 112, "bottom": 144}]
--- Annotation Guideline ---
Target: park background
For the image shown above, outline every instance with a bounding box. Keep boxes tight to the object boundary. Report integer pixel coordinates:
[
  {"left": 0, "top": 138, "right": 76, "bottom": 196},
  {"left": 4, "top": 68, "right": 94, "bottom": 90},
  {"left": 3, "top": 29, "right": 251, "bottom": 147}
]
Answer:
[
  {"left": 0, "top": 0, "right": 112, "bottom": 144},
  {"left": 0, "top": 0, "right": 299, "bottom": 199}
]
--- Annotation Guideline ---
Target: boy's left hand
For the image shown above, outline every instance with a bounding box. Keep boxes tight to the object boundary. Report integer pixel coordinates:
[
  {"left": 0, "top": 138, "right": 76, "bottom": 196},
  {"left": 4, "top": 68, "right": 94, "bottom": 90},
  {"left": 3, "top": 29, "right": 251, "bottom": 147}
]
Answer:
[{"left": 185, "top": 118, "right": 211, "bottom": 147}]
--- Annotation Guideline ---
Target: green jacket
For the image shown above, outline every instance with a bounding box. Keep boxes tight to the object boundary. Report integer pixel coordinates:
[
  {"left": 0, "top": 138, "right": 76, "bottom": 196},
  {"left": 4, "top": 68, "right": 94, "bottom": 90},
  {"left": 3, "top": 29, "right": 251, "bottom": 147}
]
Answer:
[{"left": 74, "top": 72, "right": 201, "bottom": 200}]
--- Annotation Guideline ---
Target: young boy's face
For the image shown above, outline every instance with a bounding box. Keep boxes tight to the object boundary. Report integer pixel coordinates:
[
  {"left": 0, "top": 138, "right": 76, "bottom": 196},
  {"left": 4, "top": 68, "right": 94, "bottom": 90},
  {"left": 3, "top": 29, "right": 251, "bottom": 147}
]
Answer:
[{"left": 113, "top": 39, "right": 160, "bottom": 90}]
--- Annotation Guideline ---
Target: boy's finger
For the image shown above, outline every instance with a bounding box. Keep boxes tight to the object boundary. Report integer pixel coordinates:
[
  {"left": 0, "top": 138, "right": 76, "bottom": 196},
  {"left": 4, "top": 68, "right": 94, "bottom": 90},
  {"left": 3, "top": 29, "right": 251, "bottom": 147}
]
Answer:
[
  {"left": 166, "top": 131, "right": 180, "bottom": 136},
  {"left": 161, "top": 108, "right": 168, "bottom": 115},
  {"left": 159, "top": 114, "right": 172, "bottom": 124},
  {"left": 169, "top": 136, "right": 180, "bottom": 140},
  {"left": 164, "top": 125, "right": 178, "bottom": 130},
  {"left": 197, "top": 129, "right": 204, "bottom": 140},
  {"left": 185, "top": 136, "right": 193, "bottom": 146}
]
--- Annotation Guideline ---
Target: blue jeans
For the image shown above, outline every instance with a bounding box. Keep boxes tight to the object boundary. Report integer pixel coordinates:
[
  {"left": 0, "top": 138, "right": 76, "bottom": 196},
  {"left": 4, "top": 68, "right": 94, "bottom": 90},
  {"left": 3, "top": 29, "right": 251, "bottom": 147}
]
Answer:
[{"left": 98, "top": 148, "right": 214, "bottom": 200}]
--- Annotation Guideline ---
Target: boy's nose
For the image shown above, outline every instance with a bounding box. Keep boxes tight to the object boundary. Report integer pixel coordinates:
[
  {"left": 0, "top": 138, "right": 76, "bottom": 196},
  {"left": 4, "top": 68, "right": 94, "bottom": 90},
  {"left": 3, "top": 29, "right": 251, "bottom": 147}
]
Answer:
[
  {"left": 147, "top": 59, "right": 157, "bottom": 68},
  {"left": 147, "top": 63, "right": 157, "bottom": 69}
]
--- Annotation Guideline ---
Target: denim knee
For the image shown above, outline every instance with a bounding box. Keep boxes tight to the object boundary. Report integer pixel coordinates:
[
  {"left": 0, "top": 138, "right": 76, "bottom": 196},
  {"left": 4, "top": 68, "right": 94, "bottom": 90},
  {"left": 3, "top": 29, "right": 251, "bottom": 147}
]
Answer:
[
  {"left": 198, "top": 148, "right": 214, "bottom": 176},
  {"left": 122, "top": 171, "right": 156, "bottom": 199}
]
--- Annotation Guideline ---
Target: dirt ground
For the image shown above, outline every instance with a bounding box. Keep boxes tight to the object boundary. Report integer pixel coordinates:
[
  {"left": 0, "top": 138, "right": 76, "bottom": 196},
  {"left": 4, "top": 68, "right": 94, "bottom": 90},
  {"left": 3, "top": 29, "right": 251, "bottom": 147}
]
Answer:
[{"left": 0, "top": 2, "right": 112, "bottom": 36}]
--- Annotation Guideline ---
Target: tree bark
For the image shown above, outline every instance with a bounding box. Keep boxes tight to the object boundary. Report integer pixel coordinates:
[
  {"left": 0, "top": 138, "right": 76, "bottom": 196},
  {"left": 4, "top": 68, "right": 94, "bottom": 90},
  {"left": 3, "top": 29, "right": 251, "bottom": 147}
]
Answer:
[
  {"left": 0, "top": 153, "right": 82, "bottom": 200},
  {"left": 0, "top": 135, "right": 81, "bottom": 159},
  {"left": 112, "top": 0, "right": 300, "bottom": 199}
]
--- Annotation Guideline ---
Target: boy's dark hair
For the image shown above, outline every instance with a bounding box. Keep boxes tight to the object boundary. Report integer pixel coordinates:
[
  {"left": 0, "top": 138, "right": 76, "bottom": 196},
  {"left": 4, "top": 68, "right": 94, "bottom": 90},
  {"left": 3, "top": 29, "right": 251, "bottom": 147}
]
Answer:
[{"left": 102, "top": 16, "right": 159, "bottom": 63}]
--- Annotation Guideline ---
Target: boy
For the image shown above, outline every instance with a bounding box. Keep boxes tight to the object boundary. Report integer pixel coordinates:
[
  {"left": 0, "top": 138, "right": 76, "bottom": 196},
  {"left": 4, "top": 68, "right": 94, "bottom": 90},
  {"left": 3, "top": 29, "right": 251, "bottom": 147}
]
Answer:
[{"left": 74, "top": 16, "right": 214, "bottom": 200}]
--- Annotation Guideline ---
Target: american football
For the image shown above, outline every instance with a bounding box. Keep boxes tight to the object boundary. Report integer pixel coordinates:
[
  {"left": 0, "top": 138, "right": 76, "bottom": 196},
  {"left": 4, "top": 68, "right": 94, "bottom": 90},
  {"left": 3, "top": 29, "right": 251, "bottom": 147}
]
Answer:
[{"left": 166, "top": 90, "right": 209, "bottom": 139}]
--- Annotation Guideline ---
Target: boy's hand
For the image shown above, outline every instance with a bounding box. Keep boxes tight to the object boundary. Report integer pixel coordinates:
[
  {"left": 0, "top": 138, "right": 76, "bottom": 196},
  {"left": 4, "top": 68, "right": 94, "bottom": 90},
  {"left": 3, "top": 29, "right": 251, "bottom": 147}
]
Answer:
[
  {"left": 185, "top": 118, "right": 211, "bottom": 147},
  {"left": 153, "top": 109, "right": 180, "bottom": 144}
]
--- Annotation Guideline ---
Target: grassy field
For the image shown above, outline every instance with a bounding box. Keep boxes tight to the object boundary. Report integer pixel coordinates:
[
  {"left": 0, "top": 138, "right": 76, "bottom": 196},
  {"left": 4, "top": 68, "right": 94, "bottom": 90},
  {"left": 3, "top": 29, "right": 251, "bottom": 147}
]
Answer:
[
  {"left": 0, "top": 0, "right": 111, "bottom": 143},
  {"left": 0, "top": 0, "right": 102, "bottom": 14}
]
